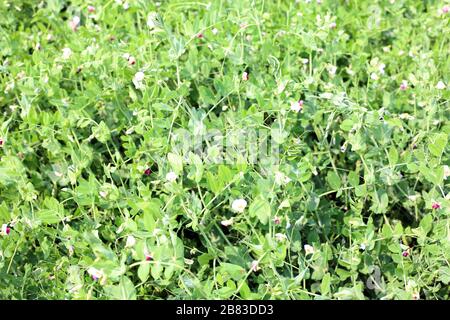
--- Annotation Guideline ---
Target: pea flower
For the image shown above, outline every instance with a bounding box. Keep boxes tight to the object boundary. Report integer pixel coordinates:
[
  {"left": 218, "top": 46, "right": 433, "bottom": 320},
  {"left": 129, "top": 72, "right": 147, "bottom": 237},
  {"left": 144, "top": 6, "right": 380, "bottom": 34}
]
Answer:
[
  {"left": 242, "top": 71, "right": 249, "bottom": 81},
  {"left": 166, "top": 171, "right": 178, "bottom": 182},
  {"left": 212, "top": 28, "right": 218, "bottom": 35},
  {"left": 431, "top": 202, "right": 441, "bottom": 210},
  {"left": 444, "top": 165, "right": 450, "bottom": 180},
  {"left": 436, "top": 81, "right": 446, "bottom": 90},
  {"left": 128, "top": 56, "right": 136, "bottom": 65},
  {"left": 62, "top": 47, "right": 72, "bottom": 60},
  {"left": 197, "top": 33, "right": 204, "bottom": 39},
  {"left": 442, "top": 5, "right": 449, "bottom": 14},
  {"left": 304, "top": 244, "right": 315, "bottom": 255},
  {"left": 0, "top": 137, "right": 4, "bottom": 146},
  {"left": 275, "top": 171, "right": 291, "bottom": 185},
  {"left": 329, "top": 22, "right": 336, "bottom": 29},
  {"left": 132, "top": 71, "right": 145, "bottom": 89},
  {"left": 275, "top": 233, "right": 287, "bottom": 242},
  {"left": 399, "top": 80, "right": 408, "bottom": 90},
  {"left": 87, "top": 267, "right": 104, "bottom": 281},
  {"left": 69, "top": 16, "right": 80, "bottom": 31},
  {"left": 145, "top": 254, "right": 153, "bottom": 261},
  {"left": 88, "top": 5, "right": 95, "bottom": 13},
  {"left": 290, "top": 100, "right": 304, "bottom": 112},
  {"left": 402, "top": 250, "right": 409, "bottom": 257},
  {"left": 147, "top": 12, "right": 159, "bottom": 29},
  {"left": 370, "top": 73, "right": 379, "bottom": 81},
  {"left": 327, "top": 64, "right": 337, "bottom": 76},
  {"left": 125, "top": 235, "right": 136, "bottom": 248},
  {"left": 250, "top": 260, "right": 260, "bottom": 272},
  {"left": 273, "top": 216, "right": 281, "bottom": 225},
  {"left": 1, "top": 224, "right": 11, "bottom": 236},
  {"left": 221, "top": 217, "right": 234, "bottom": 227},
  {"left": 144, "top": 168, "right": 151, "bottom": 176},
  {"left": 231, "top": 199, "right": 247, "bottom": 213}
]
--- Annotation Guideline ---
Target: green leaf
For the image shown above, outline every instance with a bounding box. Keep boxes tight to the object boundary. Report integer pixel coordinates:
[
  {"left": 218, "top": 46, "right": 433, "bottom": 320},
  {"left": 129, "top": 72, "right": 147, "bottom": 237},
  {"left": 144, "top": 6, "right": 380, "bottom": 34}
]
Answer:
[
  {"left": 105, "top": 276, "right": 137, "bottom": 300},
  {"left": 320, "top": 273, "right": 331, "bottom": 295},
  {"left": 419, "top": 214, "right": 433, "bottom": 235},
  {"left": 219, "top": 263, "right": 246, "bottom": 281},
  {"left": 92, "top": 121, "right": 110, "bottom": 143},
  {"left": 249, "top": 198, "right": 271, "bottom": 225},
  {"left": 428, "top": 133, "right": 447, "bottom": 158},
  {"left": 387, "top": 147, "right": 398, "bottom": 166},
  {"left": 37, "top": 197, "right": 64, "bottom": 224},
  {"left": 438, "top": 267, "right": 450, "bottom": 284},
  {"left": 167, "top": 152, "right": 184, "bottom": 174},
  {"left": 327, "top": 171, "right": 341, "bottom": 190},
  {"left": 138, "top": 263, "right": 150, "bottom": 283},
  {"left": 340, "top": 119, "right": 354, "bottom": 132}
]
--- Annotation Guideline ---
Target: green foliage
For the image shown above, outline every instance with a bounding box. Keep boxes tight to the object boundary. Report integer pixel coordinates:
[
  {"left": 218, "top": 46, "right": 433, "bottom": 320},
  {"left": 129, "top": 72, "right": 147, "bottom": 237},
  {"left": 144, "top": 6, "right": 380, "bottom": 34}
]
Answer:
[{"left": 0, "top": 0, "right": 449, "bottom": 300}]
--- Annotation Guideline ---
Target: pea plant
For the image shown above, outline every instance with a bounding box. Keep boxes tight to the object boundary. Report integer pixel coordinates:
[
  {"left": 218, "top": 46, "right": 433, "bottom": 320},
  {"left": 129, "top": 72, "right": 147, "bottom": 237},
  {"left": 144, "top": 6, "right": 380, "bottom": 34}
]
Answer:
[{"left": 0, "top": 0, "right": 449, "bottom": 300}]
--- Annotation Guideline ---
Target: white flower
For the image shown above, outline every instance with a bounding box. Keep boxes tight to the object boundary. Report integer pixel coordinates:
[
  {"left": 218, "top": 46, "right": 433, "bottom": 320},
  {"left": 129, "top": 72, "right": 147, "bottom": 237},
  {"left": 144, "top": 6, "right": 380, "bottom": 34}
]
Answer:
[
  {"left": 147, "top": 12, "right": 159, "bottom": 29},
  {"left": 1, "top": 224, "right": 9, "bottom": 235},
  {"left": 212, "top": 28, "right": 218, "bottom": 35},
  {"left": 275, "top": 171, "right": 291, "bottom": 185},
  {"left": 275, "top": 233, "right": 287, "bottom": 242},
  {"left": 62, "top": 47, "right": 72, "bottom": 59},
  {"left": 87, "top": 267, "right": 104, "bottom": 280},
  {"left": 220, "top": 218, "right": 234, "bottom": 227},
  {"left": 436, "top": 81, "right": 446, "bottom": 90},
  {"left": 407, "top": 194, "right": 420, "bottom": 202},
  {"left": 399, "top": 113, "right": 415, "bottom": 120},
  {"left": 99, "top": 191, "right": 108, "bottom": 198},
  {"left": 250, "top": 260, "right": 260, "bottom": 272},
  {"left": 231, "top": 199, "right": 247, "bottom": 213},
  {"left": 444, "top": 165, "right": 450, "bottom": 180},
  {"left": 134, "top": 71, "right": 144, "bottom": 82},
  {"left": 370, "top": 72, "right": 379, "bottom": 81},
  {"left": 290, "top": 100, "right": 303, "bottom": 113},
  {"left": 304, "top": 244, "right": 315, "bottom": 255},
  {"left": 327, "top": 64, "right": 337, "bottom": 76},
  {"left": 166, "top": 171, "right": 178, "bottom": 182},
  {"left": 125, "top": 235, "right": 136, "bottom": 247},
  {"left": 133, "top": 71, "right": 145, "bottom": 89}
]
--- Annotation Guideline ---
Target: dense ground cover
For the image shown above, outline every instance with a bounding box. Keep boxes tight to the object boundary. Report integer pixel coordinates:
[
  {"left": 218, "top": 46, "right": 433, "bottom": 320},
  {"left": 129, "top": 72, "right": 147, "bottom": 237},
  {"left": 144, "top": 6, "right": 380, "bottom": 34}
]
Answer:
[{"left": 0, "top": 0, "right": 449, "bottom": 300}]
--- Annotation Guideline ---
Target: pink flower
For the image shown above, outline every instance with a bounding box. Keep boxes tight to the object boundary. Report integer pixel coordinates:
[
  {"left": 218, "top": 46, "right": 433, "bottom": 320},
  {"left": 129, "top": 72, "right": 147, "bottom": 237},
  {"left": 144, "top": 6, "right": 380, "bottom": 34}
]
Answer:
[
  {"left": 0, "top": 138, "right": 3, "bottom": 146},
  {"left": 128, "top": 56, "right": 136, "bottom": 65},
  {"left": 144, "top": 168, "right": 151, "bottom": 176},
  {"left": 242, "top": 71, "right": 249, "bottom": 81},
  {"left": 443, "top": 5, "right": 449, "bottom": 14},
  {"left": 145, "top": 254, "right": 153, "bottom": 261},
  {"left": 88, "top": 5, "right": 95, "bottom": 13},
  {"left": 197, "top": 33, "right": 204, "bottom": 39},
  {"left": 69, "top": 16, "right": 80, "bottom": 32},
  {"left": 250, "top": 260, "right": 260, "bottom": 272},
  {"left": 402, "top": 251, "right": 409, "bottom": 257},
  {"left": 273, "top": 216, "right": 281, "bottom": 225},
  {"left": 399, "top": 80, "right": 408, "bottom": 90},
  {"left": 431, "top": 202, "right": 441, "bottom": 210},
  {"left": 329, "top": 22, "right": 336, "bottom": 29},
  {"left": 1, "top": 224, "right": 10, "bottom": 236},
  {"left": 290, "top": 100, "right": 304, "bottom": 113}
]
